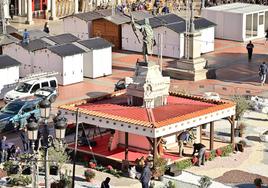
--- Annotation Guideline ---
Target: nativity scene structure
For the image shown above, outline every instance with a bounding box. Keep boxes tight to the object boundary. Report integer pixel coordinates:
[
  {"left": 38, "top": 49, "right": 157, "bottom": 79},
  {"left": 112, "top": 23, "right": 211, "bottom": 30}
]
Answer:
[{"left": 59, "top": 18, "right": 236, "bottom": 167}]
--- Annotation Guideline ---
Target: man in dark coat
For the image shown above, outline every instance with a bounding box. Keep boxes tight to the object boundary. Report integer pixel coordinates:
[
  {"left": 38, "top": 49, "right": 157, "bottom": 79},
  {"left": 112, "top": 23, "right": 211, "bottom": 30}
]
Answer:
[
  {"left": 101, "top": 177, "right": 110, "bottom": 188},
  {"left": 140, "top": 161, "right": 152, "bottom": 188},
  {"left": 0, "top": 136, "right": 8, "bottom": 163},
  {"left": 192, "top": 143, "right": 206, "bottom": 166},
  {"left": 246, "top": 41, "right": 254, "bottom": 61}
]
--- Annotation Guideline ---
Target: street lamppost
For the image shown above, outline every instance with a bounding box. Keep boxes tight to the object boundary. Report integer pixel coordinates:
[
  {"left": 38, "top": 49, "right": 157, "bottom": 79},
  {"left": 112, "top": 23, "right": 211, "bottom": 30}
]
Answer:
[{"left": 26, "top": 99, "right": 67, "bottom": 188}]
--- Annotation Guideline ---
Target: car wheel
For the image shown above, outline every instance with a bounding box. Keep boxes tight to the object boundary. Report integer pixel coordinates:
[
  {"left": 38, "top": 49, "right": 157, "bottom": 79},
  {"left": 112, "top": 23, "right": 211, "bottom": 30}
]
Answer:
[{"left": 49, "top": 95, "right": 57, "bottom": 103}]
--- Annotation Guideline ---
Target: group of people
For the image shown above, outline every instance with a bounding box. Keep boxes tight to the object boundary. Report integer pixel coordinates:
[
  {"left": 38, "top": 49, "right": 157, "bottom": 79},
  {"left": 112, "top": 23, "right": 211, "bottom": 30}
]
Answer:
[
  {"left": 115, "top": 0, "right": 170, "bottom": 16},
  {"left": 0, "top": 136, "right": 22, "bottom": 163}
]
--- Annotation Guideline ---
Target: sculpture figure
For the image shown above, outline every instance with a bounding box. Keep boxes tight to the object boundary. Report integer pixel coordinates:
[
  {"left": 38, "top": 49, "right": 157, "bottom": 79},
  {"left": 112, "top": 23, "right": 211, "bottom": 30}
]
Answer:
[{"left": 131, "top": 16, "right": 155, "bottom": 63}]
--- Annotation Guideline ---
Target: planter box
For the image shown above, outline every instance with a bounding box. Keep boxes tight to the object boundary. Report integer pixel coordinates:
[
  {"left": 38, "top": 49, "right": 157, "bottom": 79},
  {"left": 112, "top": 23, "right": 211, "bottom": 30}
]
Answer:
[
  {"left": 165, "top": 164, "right": 182, "bottom": 177},
  {"left": 22, "top": 166, "right": 32, "bottom": 175},
  {"left": 50, "top": 166, "right": 59, "bottom": 176},
  {"left": 10, "top": 165, "right": 19, "bottom": 174}
]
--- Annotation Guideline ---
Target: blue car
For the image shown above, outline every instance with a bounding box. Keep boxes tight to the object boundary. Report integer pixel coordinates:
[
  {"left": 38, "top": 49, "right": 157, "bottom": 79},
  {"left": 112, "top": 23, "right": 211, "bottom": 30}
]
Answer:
[{"left": 0, "top": 98, "right": 41, "bottom": 132}]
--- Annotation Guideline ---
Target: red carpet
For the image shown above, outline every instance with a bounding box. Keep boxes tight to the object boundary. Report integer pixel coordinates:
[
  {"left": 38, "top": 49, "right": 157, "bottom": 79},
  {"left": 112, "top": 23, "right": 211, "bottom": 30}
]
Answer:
[{"left": 68, "top": 134, "right": 180, "bottom": 162}]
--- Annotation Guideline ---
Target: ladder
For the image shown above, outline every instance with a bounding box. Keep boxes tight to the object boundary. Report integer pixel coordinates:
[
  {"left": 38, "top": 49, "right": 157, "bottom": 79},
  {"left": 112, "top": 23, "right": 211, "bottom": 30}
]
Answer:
[{"left": 18, "top": 71, "right": 59, "bottom": 83}]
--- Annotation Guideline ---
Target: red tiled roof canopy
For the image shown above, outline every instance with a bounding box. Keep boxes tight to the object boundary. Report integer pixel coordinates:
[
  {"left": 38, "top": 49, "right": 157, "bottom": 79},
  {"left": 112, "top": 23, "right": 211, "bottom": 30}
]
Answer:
[{"left": 59, "top": 92, "right": 235, "bottom": 128}]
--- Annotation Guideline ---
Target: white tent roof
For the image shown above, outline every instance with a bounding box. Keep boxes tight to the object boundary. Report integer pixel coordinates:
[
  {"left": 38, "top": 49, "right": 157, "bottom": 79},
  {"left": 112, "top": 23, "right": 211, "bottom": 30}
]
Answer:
[{"left": 204, "top": 3, "right": 268, "bottom": 14}]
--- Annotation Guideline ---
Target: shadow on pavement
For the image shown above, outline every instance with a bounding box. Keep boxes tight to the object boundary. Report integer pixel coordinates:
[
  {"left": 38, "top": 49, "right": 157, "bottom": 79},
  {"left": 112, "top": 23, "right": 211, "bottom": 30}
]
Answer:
[
  {"left": 233, "top": 184, "right": 255, "bottom": 188},
  {"left": 246, "top": 117, "right": 268, "bottom": 121},
  {"left": 86, "top": 92, "right": 110, "bottom": 98},
  {"left": 246, "top": 136, "right": 261, "bottom": 142}
]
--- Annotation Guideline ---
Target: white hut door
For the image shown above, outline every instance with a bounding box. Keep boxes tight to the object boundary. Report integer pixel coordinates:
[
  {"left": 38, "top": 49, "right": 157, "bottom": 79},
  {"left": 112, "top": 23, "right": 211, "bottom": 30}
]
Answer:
[{"left": 258, "top": 12, "right": 265, "bottom": 36}]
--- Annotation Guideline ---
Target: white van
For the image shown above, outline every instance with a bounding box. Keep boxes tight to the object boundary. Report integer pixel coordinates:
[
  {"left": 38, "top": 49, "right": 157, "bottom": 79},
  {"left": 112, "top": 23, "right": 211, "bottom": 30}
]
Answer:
[{"left": 4, "top": 77, "right": 58, "bottom": 103}]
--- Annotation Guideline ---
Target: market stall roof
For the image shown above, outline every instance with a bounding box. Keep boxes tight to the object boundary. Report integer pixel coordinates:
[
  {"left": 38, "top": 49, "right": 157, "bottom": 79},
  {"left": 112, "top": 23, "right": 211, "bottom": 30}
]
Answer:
[
  {"left": 204, "top": 3, "right": 268, "bottom": 14},
  {"left": 59, "top": 91, "right": 235, "bottom": 129}
]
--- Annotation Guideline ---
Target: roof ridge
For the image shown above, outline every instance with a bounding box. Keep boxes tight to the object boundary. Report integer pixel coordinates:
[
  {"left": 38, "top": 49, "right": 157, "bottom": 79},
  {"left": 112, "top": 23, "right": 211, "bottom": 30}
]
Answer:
[{"left": 146, "top": 108, "right": 157, "bottom": 128}]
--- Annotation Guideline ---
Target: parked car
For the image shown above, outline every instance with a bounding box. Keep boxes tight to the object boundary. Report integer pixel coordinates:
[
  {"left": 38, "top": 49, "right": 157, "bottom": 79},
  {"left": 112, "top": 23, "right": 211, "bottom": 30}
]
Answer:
[
  {"left": 4, "top": 76, "right": 58, "bottom": 103},
  {"left": 0, "top": 98, "right": 41, "bottom": 132},
  {"left": 34, "top": 87, "right": 58, "bottom": 103}
]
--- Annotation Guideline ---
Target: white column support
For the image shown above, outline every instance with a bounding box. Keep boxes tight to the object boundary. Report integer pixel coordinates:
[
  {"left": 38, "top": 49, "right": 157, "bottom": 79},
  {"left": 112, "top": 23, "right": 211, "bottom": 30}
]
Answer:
[
  {"left": 74, "top": 0, "right": 79, "bottom": 14},
  {"left": 25, "top": 0, "right": 33, "bottom": 24},
  {"left": 18, "top": 0, "right": 22, "bottom": 15},
  {"left": 49, "top": 0, "right": 57, "bottom": 20}
]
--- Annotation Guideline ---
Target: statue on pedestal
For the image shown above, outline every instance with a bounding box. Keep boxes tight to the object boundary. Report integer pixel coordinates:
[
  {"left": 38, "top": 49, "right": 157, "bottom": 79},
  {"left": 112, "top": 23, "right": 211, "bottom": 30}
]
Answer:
[{"left": 131, "top": 16, "right": 155, "bottom": 63}]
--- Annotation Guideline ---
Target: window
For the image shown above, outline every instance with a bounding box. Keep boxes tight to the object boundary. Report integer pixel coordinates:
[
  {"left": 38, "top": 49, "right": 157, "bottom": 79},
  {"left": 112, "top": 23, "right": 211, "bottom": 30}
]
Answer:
[
  {"left": 41, "top": 81, "right": 49, "bottom": 87},
  {"left": 22, "top": 104, "right": 34, "bottom": 113},
  {"left": 30, "top": 84, "right": 40, "bottom": 93},
  {"left": 50, "top": 80, "right": 57, "bottom": 88}
]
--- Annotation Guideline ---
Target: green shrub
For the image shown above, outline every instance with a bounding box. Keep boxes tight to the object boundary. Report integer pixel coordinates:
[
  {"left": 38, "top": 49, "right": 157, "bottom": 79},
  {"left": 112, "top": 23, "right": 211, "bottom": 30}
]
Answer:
[
  {"left": 208, "top": 150, "right": 216, "bottom": 161},
  {"left": 199, "top": 176, "right": 212, "bottom": 188},
  {"left": 221, "top": 144, "right": 233, "bottom": 157},
  {"left": 8, "top": 175, "right": 32, "bottom": 186},
  {"left": 176, "top": 159, "right": 192, "bottom": 170}
]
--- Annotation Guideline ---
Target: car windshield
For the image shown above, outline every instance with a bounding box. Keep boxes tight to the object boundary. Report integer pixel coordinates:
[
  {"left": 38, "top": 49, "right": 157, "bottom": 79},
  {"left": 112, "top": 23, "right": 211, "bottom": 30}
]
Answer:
[
  {"left": 15, "top": 83, "right": 32, "bottom": 93},
  {"left": 1, "top": 102, "right": 24, "bottom": 114}
]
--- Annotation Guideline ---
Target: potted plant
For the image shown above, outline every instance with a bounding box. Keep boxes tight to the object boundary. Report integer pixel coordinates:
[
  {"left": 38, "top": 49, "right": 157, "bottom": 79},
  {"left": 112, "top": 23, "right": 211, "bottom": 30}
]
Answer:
[
  {"left": 59, "top": 170, "right": 72, "bottom": 188},
  {"left": 216, "top": 149, "right": 222, "bottom": 157},
  {"left": 152, "top": 157, "right": 168, "bottom": 181},
  {"left": 254, "top": 178, "right": 262, "bottom": 188},
  {"left": 84, "top": 169, "right": 96, "bottom": 182},
  {"left": 199, "top": 176, "right": 212, "bottom": 188},
  {"left": 41, "top": 140, "right": 69, "bottom": 176},
  {"left": 3, "top": 161, "right": 19, "bottom": 175}
]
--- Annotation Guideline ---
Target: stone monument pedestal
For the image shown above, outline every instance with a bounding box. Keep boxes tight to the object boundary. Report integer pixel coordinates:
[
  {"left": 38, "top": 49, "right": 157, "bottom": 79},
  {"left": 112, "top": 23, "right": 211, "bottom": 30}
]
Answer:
[{"left": 165, "top": 32, "right": 210, "bottom": 81}]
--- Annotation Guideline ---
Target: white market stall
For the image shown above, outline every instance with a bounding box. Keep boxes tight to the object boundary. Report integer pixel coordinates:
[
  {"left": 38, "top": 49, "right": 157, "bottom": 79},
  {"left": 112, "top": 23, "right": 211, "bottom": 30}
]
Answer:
[
  {"left": 122, "top": 13, "right": 215, "bottom": 58},
  {"left": 74, "top": 37, "right": 113, "bottom": 78},
  {"left": 62, "top": 12, "right": 104, "bottom": 40},
  {"left": 0, "top": 55, "right": 20, "bottom": 98},
  {"left": 33, "top": 43, "right": 85, "bottom": 85},
  {"left": 201, "top": 3, "right": 268, "bottom": 41},
  {"left": 2, "top": 39, "right": 51, "bottom": 77},
  {"left": 0, "top": 55, "right": 20, "bottom": 86}
]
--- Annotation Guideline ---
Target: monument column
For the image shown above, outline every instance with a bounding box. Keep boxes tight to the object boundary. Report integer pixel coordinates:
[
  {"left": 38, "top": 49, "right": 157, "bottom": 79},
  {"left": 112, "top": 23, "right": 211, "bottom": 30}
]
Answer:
[
  {"left": 49, "top": 0, "right": 57, "bottom": 20},
  {"left": 74, "top": 0, "right": 79, "bottom": 14},
  {"left": 26, "top": 0, "right": 33, "bottom": 24},
  {"left": 165, "top": 0, "right": 209, "bottom": 81}
]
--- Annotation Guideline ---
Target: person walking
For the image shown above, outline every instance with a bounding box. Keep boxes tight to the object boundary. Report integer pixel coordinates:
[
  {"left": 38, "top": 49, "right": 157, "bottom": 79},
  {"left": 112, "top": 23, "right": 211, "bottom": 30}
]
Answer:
[
  {"left": 9, "top": 4, "right": 15, "bottom": 20},
  {"left": 0, "top": 136, "right": 8, "bottom": 163},
  {"left": 259, "top": 62, "right": 268, "bottom": 86},
  {"left": 19, "top": 127, "right": 28, "bottom": 152},
  {"left": 101, "top": 177, "right": 111, "bottom": 188},
  {"left": 43, "top": 22, "right": 49, "bottom": 34},
  {"left": 22, "top": 29, "right": 30, "bottom": 45},
  {"left": 192, "top": 143, "right": 206, "bottom": 167},
  {"left": 140, "top": 161, "right": 152, "bottom": 188},
  {"left": 177, "top": 131, "right": 190, "bottom": 156},
  {"left": 246, "top": 40, "right": 254, "bottom": 61}
]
